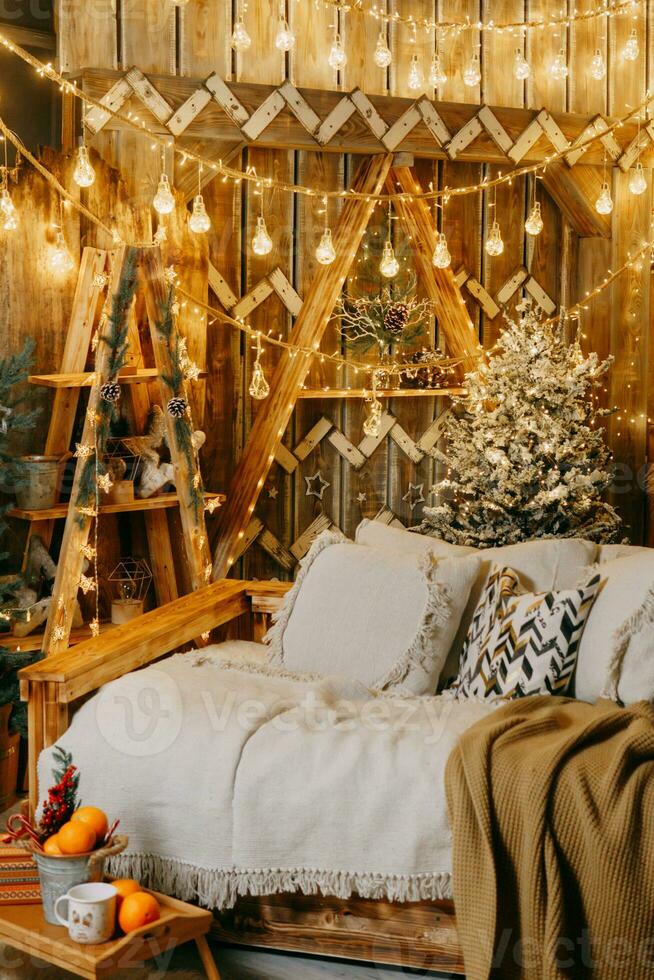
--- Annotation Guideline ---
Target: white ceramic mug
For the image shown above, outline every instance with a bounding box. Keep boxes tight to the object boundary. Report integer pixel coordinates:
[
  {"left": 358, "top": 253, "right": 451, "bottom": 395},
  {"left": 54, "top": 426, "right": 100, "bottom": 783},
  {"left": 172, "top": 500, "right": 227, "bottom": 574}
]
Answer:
[{"left": 54, "top": 882, "right": 117, "bottom": 944}]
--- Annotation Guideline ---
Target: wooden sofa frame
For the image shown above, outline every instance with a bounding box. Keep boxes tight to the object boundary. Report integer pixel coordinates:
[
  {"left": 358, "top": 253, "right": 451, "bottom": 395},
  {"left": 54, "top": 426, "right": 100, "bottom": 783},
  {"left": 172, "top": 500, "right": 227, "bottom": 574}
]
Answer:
[{"left": 20, "top": 580, "right": 464, "bottom": 975}]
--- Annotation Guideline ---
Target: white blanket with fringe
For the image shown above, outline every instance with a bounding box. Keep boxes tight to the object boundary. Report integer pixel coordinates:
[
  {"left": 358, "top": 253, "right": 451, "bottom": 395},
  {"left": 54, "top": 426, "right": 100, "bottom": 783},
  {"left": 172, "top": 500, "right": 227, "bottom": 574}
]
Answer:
[{"left": 38, "top": 642, "right": 496, "bottom": 910}]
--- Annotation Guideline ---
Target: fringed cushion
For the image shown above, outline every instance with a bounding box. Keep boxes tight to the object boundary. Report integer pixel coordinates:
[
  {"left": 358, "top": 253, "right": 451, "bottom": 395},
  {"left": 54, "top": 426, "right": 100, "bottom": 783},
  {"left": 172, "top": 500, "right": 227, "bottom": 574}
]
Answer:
[{"left": 264, "top": 530, "right": 480, "bottom": 694}]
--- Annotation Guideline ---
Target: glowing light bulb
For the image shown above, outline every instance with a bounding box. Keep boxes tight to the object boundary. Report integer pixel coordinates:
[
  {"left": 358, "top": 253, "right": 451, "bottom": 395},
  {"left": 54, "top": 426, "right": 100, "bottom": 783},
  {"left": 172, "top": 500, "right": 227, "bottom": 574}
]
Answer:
[
  {"left": 485, "top": 220, "right": 504, "bottom": 257},
  {"left": 153, "top": 173, "right": 175, "bottom": 215},
  {"left": 252, "top": 215, "right": 273, "bottom": 255},
  {"left": 525, "top": 201, "right": 543, "bottom": 236},
  {"left": 432, "top": 232, "right": 451, "bottom": 269},
  {"left": 374, "top": 32, "right": 392, "bottom": 68},
  {"left": 408, "top": 52, "right": 423, "bottom": 91},
  {"left": 513, "top": 49, "right": 530, "bottom": 80},
  {"left": 50, "top": 229, "right": 75, "bottom": 274},
  {"left": 379, "top": 240, "right": 399, "bottom": 278},
  {"left": 595, "top": 181, "right": 613, "bottom": 214},
  {"left": 315, "top": 227, "right": 336, "bottom": 265},
  {"left": 328, "top": 33, "right": 347, "bottom": 70},
  {"left": 622, "top": 28, "right": 639, "bottom": 61},
  {"left": 463, "top": 52, "right": 481, "bottom": 87},
  {"left": 275, "top": 17, "right": 295, "bottom": 51},
  {"left": 231, "top": 17, "right": 251, "bottom": 52},
  {"left": 73, "top": 145, "right": 95, "bottom": 188},
  {"left": 189, "top": 194, "right": 211, "bottom": 233},
  {"left": 629, "top": 162, "right": 647, "bottom": 195},
  {"left": 550, "top": 49, "right": 568, "bottom": 80},
  {"left": 3, "top": 211, "right": 17, "bottom": 232},
  {"left": 429, "top": 53, "right": 447, "bottom": 88},
  {"left": 590, "top": 49, "right": 606, "bottom": 80},
  {"left": 0, "top": 186, "right": 17, "bottom": 229}
]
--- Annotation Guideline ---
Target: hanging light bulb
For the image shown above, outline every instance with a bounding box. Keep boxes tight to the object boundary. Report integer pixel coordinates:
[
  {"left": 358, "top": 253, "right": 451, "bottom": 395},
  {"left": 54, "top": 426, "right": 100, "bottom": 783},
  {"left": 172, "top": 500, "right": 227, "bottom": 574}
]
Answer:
[
  {"left": 50, "top": 228, "right": 75, "bottom": 274},
  {"left": 485, "top": 220, "right": 504, "bottom": 256},
  {"left": 252, "top": 214, "right": 273, "bottom": 255},
  {"left": 249, "top": 334, "right": 270, "bottom": 400},
  {"left": 622, "top": 28, "right": 639, "bottom": 61},
  {"left": 374, "top": 31, "right": 392, "bottom": 68},
  {"left": 0, "top": 187, "right": 17, "bottom": 232},
  {"left": 379, "top": 240, "right": 399, "bottom": 278},
  {"left": 189, "top": 194, "right": 211, "bottom": 233},
  {"left": 231, "top": 16, "right": 251, "bottom": 52},
  {"left": 153, "top": 173, "right": 175, "bottom": 215},
  {"left": 590, "top": 48, "right": 606, "bottom": 80},
  {"left": 513, "top": 48, "right": 530, "bottom": 80},
  {"left": 595, "top": 181, "right": 613, "bottom": 214},
  {"left": 363, "top": 394, "right": 383, "bottom": 438},
  {"left": 429, "top": 52, "right": 447, "bottom": 88},
  {"left": 629, "top": 161, "right": 647, "bottom": 195},
  {"left": 463, "top": 52, "right": 481, "bottom": 87},
  {"left": 432, "top": 232, "right": 451, "bottom": 269},
  {"left": 525, "top": 201, "right": 543, "bottom": 236},
  {"left": 275, "top": 14, "right": 295, "bottom": 51},
  {"left": 408, "top": 52, "right": 424, "bottom": 91},
  {"left": 315, "top": 227, "right": 336, "bottom": 265},
  {"left": 328, "top": 32, "right": 347, "bottom": 70},
  {"left": 550, "top": 48, "right": 569, "bottom": 80},
  {"left": 73, "top": 144, "right": 95, "bottom": 188}
]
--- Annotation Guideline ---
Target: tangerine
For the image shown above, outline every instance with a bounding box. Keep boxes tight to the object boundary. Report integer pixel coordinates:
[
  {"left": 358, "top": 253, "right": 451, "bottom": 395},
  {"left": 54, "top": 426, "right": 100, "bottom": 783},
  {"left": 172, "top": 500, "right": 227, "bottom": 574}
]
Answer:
[
  {"left": 72, "top": 806, "right": 109, "bottom": 842},
  {"left": 118, "top": 891, "right": 161, "bottom": 933},
  {"left": 112, "top": 879, "right": 141, "bottom": 911},
  {"left": 57, "top": 821, "right": 96, "bottom": 855},
  {"left": 43, "top": 835, "right": 63, "bottom": 856}
]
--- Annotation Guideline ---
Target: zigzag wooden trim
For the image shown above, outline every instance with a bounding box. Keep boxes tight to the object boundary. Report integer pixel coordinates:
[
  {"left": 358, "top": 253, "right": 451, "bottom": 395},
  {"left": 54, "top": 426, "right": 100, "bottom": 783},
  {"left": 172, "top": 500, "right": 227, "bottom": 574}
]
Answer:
[
  {"left": 458, "top": 264, "right": 555, "bottom": 317},
  {"left": 208, "top": 262, "right": 302, "bottom": 319},
  {"left": 237, "top": 512, "right": 334, "bottom": 567}
]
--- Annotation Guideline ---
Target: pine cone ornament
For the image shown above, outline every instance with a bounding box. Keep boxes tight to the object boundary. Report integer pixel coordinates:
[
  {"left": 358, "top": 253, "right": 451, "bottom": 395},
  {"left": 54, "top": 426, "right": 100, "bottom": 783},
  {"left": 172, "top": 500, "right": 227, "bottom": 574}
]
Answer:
[
  {"left": 99, "top": 381, "right": 121, "bottom": 403},
  {"left": 384, "top": 302, "right": 410, "bottom": 337},
  {"left": 402, "top": 347, "right": 445, "bottom": 389},
  {"left": 167, "top": 396, "right": 188, "bottom": 419}
]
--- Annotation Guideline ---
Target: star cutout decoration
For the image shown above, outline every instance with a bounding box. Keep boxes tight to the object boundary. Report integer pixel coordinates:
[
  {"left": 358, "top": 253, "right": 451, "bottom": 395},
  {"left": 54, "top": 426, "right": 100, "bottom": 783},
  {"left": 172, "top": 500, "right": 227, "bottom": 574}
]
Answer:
[
  {"left": 356, "top": 491, "right": 367, "bottom": 504},
  {"left": 305, "top": 470, "right": 330, "bottom": 500},
  {"left": 402, "top": 482, "right": 425, "bottom": 510},
  {"left": 268, "top": 486, "right": 279, "bottom": 499}
]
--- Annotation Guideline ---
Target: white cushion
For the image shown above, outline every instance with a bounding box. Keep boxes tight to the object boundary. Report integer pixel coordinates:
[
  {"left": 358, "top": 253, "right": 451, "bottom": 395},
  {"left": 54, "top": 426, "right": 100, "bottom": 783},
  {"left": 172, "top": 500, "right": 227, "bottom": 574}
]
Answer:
[
  {"left": 576, "top": 551, "right": 654, "bottom": 704},
  {"left": 355, "top": 519, "right": 476, "bottom": 557},
  {"left": 599, "top": 544, "right": 652, "bottom": 563},
  {"left": 265, "top": 530, "right": 480, "bottom": 694}
]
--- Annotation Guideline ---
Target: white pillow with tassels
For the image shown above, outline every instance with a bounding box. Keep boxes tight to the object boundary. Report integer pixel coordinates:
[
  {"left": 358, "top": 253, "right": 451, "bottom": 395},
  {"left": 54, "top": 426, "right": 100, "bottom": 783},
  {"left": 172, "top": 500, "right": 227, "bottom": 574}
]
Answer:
[{"left": 264, "top": 530, "right": 480, "bottom": 694}]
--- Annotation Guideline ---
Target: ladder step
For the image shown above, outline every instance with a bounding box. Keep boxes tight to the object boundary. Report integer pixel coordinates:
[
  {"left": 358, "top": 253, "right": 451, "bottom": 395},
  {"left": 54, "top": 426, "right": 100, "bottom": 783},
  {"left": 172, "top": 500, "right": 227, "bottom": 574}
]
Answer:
[
  {"left": 8, "top": 492, "right": 225, "bottom": 521},
  {"left": 29, "top": 368, "right": 209, "bottom": 389}
]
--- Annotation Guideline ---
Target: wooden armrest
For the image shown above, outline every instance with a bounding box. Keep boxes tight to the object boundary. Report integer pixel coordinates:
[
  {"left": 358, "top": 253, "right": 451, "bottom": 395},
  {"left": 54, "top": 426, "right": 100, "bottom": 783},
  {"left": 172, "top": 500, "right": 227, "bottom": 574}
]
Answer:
[
  {"left": 20, "top": 580, "right": 250, "bottom": 704},
  {"left": 246, "top": 581, "right": 292, "bottom": 616}
]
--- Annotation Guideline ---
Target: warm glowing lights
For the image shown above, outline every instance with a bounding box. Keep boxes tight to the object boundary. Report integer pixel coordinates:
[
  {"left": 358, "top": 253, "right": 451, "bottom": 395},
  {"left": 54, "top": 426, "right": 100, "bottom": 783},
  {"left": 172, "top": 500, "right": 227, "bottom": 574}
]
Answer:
[
  {"left": 249, "top": 334, "right": 270, "bottom": 400},
  {"left": 429, "top": 52, "right": 447, "bottom": 87},
  {"left": 432, "top": 232, "right": 451, "bottom": 269},
  {"left": 328, "top": 33, "right": 347, "bottom": 69},
  {"left": 0, "top": 186, "right": 17, "bottom": 231},
  {"left": 231, "top": 16, "right": 251, "bottom": 52},
  {"left": 590, "top": 49, "right": 606, "bottom": 80},
  {"left": 525, "top": 201, "right": 544, "bottom": 236},
  {"left": 374, "top": 31, "right": 392, "bottom": 68},
  {"left": 50, "top": 227, "right": 75, "bottom": 274},
  {"left": 379, "top": 240, "right": 400, "bottom": 278},
  {"left": 629, "top": 161, "right": 647, "bottom": 195},
  {"left": 275, "top": 14, "right": 295, "bottom": 51},
  {"left": 315, "top": 227, "right": 336, "bottom": 265},
  {"left": 189, "top": 194, "right": 211, "bottom": 233},
  {"left": 408, "top": 52, "right": 424, "bottom": 91},
  {"left": 550, "top": 48, "right": 569, "bottom": 80},
  {"left": 595, "top": 181, "right": 613, "bottom": 214},
  {"left": 73, "top": 144, "right": 95, "bottom": 188},
  {"left": 463, "top": 52, "right": 481, "bottom": 87},
  {"left": 153, "top": 172, "right": 175, "bottom": 215},
  {"left": 485, "top": 220, "right": 504, "bottom": 256},
  {"left": 513, "top": 49, "right": 530, "bottom": 80},
  {"left": 622, "top": 27, "right": 639, "bottom": 60},
  {"left": 252, "top": 214, "right": 273, "bottom": 255}
]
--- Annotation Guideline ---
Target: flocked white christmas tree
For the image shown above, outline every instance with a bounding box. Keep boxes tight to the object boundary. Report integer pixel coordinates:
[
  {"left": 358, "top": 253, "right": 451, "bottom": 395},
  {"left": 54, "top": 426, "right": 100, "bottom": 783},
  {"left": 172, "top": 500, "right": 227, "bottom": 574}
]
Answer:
[{"left": 416, "top": 300, "right": 622, "bottom": 547}]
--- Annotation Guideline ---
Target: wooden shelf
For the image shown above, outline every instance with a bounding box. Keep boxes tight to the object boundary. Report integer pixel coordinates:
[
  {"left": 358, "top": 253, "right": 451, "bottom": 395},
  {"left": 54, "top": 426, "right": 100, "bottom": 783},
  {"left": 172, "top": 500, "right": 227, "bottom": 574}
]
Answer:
[
  {"left": 8, "top": 492, "right": 225, "bottom": 521},
  {"left": 31, "top": 368, "right": 159, "bottom": 389},
  {"left": 297, "top": 387, "right": 464, "bottom": 399},
  {"left": 1, "top": 623, "right": 115, "bottom": 653}
]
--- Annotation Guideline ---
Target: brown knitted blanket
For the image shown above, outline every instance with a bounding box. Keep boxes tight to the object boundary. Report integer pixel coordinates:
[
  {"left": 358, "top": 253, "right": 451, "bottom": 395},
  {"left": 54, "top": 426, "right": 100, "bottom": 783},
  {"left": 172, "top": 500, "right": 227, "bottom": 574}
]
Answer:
[{"left": 445, "top": 695, "right": 654, "bottom": 980}]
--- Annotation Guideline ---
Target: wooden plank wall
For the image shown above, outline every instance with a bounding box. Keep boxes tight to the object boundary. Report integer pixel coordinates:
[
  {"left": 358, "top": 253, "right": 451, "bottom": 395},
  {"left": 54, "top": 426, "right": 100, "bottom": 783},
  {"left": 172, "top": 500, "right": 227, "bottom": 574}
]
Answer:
[{"left": 3, "top": 0, "right": 653, "bottom": 587}]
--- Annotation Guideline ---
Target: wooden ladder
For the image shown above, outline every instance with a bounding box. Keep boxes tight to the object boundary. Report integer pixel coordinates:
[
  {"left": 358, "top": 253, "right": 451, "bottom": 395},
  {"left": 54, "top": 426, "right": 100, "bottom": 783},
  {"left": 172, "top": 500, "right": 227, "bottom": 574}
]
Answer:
[{"left": 14, "top": 245, "right": 217, "bottom": 655}]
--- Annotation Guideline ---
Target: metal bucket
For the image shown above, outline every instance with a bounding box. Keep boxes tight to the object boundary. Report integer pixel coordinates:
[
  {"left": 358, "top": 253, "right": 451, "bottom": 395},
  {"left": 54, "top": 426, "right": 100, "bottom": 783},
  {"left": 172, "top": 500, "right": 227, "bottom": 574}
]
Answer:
[
  {"left": 34, "top": 851, "right": 106, "bottom": 925},
  {"left": 14, "top": 455, "right": 69, "bottom": 511}
]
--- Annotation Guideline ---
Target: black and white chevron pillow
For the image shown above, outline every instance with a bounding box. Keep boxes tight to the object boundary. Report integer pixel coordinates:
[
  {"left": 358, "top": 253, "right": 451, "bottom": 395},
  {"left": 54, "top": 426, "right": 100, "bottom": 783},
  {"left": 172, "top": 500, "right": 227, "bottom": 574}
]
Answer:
[{"left": 452, "top": 564, "right": 602, "bottom": 700}]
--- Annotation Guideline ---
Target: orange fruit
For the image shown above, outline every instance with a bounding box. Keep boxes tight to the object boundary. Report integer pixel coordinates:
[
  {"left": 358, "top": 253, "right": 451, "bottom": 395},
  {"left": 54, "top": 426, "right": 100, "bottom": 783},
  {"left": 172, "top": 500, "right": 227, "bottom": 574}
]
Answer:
[
  {"left": 72, "top": 806, "right": 108, "bottom": 842},
  {"left": 112, "top": 879, "right": 141, "bottom": 911},
  {"left": 43, "top": 835, "right": 63, "bottom": 856},
  {"left": 118, "top": 892, "right": 161, "bottom": 933},
  {"left": 57, "top": 821, "right": 96, "bottom": 855}
]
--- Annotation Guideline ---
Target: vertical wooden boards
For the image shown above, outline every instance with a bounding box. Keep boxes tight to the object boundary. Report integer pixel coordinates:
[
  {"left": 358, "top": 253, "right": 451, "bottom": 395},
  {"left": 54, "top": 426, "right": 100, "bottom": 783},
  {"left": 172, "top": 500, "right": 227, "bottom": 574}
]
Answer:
[
  {"left": 439, "top": 1, "right": 481, "bottom": 105},
  {"left": 481, "top": 0, "right": 524, "bottom": 109},
  {"left": 343, "top": 2, "right": 383, "bottom": 95},
  {"left": 212, "top": 154, "right": 393, "bottom": 578},
  {"left": 569, "top": 0, "right": 608, "bottom": 117},
  {"left": 57, "top": 0, "right": 117, "bottom": 73},
  {"left": 180, "top": 0, "right": 231, "bottom": 78},
  {"left": 526, "top": 0, "right": 567, "bottom": 113},
  {"left": 121, "top": 0, "right": 175, "bottom": 73},
  {"left": 442, "top": 160, "right": 483, "bottom": 342},
  {"left": 389, "top": 0, "right": 433, "bottom": 101},
  {"left": 291, "top": 0, "right": 334, "bottom": 89},
  {"left": 235, "top": 0, "right": 284, "bottom": 86}
]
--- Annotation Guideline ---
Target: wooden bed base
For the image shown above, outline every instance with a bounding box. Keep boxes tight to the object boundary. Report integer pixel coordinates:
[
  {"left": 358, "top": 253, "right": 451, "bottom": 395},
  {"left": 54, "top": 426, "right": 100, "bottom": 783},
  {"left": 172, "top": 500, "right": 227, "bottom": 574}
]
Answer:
[{"left": 19, "top": 579, "right": 464, "bottom": 976}]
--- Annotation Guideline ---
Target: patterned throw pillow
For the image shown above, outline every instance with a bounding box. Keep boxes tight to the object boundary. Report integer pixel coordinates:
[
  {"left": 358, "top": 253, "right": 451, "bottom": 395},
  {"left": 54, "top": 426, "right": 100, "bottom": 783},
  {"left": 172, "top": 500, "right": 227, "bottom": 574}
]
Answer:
[{"left": 451, "top": 564, "right": 601, "bottom": 700}]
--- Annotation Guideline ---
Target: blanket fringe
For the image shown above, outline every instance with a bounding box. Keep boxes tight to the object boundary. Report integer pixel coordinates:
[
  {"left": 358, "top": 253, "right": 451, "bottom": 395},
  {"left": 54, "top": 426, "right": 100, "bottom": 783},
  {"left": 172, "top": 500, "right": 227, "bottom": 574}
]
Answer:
[
  {"left": 602, "top": 584, "right": 654, "bottom": 701},
  {"left": 107, "top": 853, "right": 453, "bottom": 910}
]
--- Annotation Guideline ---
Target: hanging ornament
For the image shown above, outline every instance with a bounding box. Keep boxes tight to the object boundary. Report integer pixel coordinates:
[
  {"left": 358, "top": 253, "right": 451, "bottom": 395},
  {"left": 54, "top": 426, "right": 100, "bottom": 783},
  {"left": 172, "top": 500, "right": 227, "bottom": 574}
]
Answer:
[
  {"left": 384, "top": 302, "right": 410, "bottom": 336},
  {"left": 485, "top": 220, "right": 504, "bottom": 256},
  {"left": 73, "top": 144, "right": 95, "bottom": 188},
  {"left": 379, "top": 240, "right": 400, "bottom": 278},
  {"left": 363, "top": 392, "right": 383, "bottom": 438},
  {"left": 154, "top": 222, "right": 167, "bottom": 245},
  {"left": 629, "top": 161, "right": 647, "bottom": 195},
  {"left": 315, "top": 227, "right": 336, "bottom": 265},
  {"left": 590, "top": 49, "right": 606, "bottom": 80},
  {"left": 153, "top": 173, "right": 175, "bottom": 215},
  {"left": 525, "top": 201, "right": 544, "bottom": 236},
  {"left": 328, "top": 33, "right": 347, "bottom": 70},
  {"left": 595, "top": 181, "right": 613, "bottom": 214},
  {"left": 463, "top": 52, "right": 481, "bottom": 87},
  {"left": 275, "top": 14, "right": 295, "bottom": 51},
  {"left": 622, "top": 28, "right": 639, "bottom": 61},
  {"left": 189, "top": 194, "right": 211, "bottom": 233},
  {"left": 167, "top": 396, "right": 188, "bottom": 418},
  {"left": 513, "top": 49, "right": 530, "bottom": 80},
  {"left": 50, "top": 228, "right": 75, "bottom": 273},
  {"left": 99, "top": 381, "right": 121, "bottom": 403},
  {"left": 550, "top": 48, "right": 569, "bottom": 80},
  {"left": 249, "top": 334, "right": 270, "bottom": 400},
  {"left": 429, "top": 52, "right": 447, "bottom": 88},
  {"left": 374, "top": 31, "right": 392, "bottom": 68},
  {"left": 231, "top": 16, "right": 251, "bottom": 52},
  {"left": 252, "top": 214, "right": 273, "bottom": 255},
  {"left": 408, "top": 52, "right": 424, "bottom": 91},
  {"left": 432, "top": 232, "right": 451, "bottom": 268}
]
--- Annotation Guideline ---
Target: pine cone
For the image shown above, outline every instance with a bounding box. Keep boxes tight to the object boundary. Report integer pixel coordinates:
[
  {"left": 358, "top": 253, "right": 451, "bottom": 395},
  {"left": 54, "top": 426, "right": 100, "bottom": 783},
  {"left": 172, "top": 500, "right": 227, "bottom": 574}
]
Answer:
[
  {"left": 167, "top": 396, "right": 188, "bottom": 419},
  {"left": 384, "top": 302, "right": 410, "bottom": 336},
  {"left": 99, "top": 381, "right": 121, "bottom": 403},
  {"left": 402, "top": 347, "right": 445, "bottom": 389}
]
